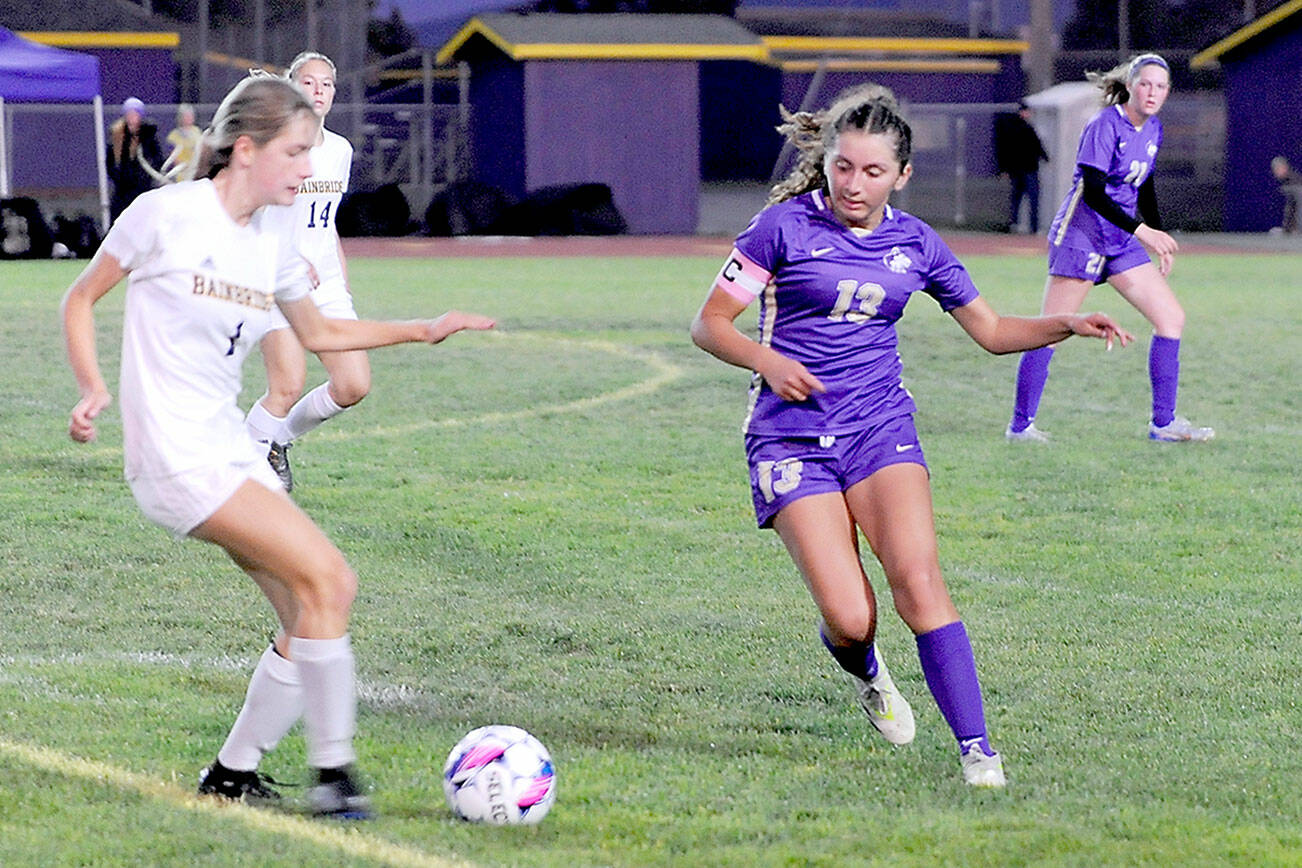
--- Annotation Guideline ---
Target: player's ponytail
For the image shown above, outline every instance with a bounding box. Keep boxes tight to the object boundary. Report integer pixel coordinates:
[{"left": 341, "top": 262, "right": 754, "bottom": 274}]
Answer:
[
  {"left": 197, "top": 75, "right": 315, "bottom": 179},
  {"left": 1087, "top": 52, "right": 1169, "bottom": 106},
  {"left": 768, "top": 83, "right": 913, "bottom": 206}
]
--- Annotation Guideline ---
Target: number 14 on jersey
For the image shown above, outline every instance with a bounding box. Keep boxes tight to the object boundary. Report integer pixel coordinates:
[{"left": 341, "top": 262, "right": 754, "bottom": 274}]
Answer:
[{"left": 307, "top": 201, "right": 333, "bottom": 229}]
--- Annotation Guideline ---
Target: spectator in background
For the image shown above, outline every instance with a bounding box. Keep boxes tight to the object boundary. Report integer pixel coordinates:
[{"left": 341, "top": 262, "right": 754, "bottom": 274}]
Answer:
[
  {"left": 994, "top": 101, "right": 1049, "bottom": 234},
  {"left": 161, "top": 103, "right": 203, "bottom": 182},
  {"left": 1269, "top": 156, "right": 1301, "bottom": 235},
  {"left": 106, "top": 97, "right": 163, "bottom": 224}
]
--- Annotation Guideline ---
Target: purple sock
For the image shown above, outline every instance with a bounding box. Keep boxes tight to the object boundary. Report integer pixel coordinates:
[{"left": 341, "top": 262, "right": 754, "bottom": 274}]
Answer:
[
  {"left": 1149, "top": 335, "right": 1180, "bottom": 428},
  {"left": 916, "top": 621, "right": 990, "bottom": 754},
  {"left": 1010, "top": 347, "right": 1054, "bottom": 431},
  {"left": 820, "top": 628, "right": 878, "bottom": 681}
]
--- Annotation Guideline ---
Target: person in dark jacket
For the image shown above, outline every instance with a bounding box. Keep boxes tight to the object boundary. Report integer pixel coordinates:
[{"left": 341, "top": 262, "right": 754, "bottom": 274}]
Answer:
[
  {"left": 106, "top": 97, "right": 163, "bottom": 224},
  {"left": 1270, "top": 156, "right": 1302, "bottom": 234},
  {"left": 995, "top": 101, "right": 1049, "bottom": 234}
]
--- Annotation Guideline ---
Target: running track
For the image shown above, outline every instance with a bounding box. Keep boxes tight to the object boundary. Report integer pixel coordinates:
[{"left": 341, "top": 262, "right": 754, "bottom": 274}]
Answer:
[{"left": 344, "top": 232, "right": 1300, "bottom": 259}]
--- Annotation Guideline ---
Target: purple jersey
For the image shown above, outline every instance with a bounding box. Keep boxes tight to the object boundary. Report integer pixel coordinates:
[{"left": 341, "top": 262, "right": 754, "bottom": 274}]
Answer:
[
  {"left": 713, "top": 190, "right": 980, "bottom": 437},
  {"left": 1049, "top": 104, "right": 1163, "bottom": 255}
]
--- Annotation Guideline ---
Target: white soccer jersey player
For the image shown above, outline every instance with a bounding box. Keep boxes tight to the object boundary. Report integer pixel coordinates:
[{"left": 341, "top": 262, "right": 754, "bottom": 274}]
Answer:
[
  {"left": 259, "top": 127, "right": 353, "bottom": 314},
  {"left": 100, "top": 180, "right": 311, "bottom": 481}
]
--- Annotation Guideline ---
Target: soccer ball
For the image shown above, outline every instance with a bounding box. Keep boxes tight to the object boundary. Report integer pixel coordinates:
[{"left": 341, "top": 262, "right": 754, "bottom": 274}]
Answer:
[{"left": 442, "top": 725, "right": 557, "bottom": 825}]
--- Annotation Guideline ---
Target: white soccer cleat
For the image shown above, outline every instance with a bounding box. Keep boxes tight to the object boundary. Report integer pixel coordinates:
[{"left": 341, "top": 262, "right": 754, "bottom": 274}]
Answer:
[
  {"left": 1148, "top": 416, "right": 1215, "bottom": 442},
  {"left": 854, "top": 648, "right": 916, "bottom": 745},
  {"left": 960, "top": 743, "right": 1007, "bottom": 788},
  {"left": 1005, "top": 422, "right": 1050, "bottom": 443}
]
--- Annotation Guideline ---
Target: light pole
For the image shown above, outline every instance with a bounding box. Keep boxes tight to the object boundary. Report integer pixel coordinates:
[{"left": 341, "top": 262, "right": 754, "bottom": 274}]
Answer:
[{"left": 1118, "top": 0, "right": 1130, "bottom": 60}]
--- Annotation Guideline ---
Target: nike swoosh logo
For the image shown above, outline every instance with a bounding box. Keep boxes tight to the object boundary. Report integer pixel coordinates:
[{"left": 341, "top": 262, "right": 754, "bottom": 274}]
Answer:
[
  {"left": 895, "top": 443, "right": 915, "bottom": 452},
  {"left": 811, "top": 247, "right": 833, "bottom": 256}
]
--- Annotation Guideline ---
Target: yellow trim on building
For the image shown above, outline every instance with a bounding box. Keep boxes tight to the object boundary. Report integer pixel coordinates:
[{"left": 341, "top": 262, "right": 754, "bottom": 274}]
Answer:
[
  {"left": 1190, "top": 0, "right": 1302, "bottom": 68},
  {"left": 437, "top": 16, "right": 767, "bottom": 64},
  {"left": 781, "top": 58, "right": 1002, "bottom": 74},
  {"left": 19, "top": 31, "right": 180, "bottom": 49},
  {"left": 435, "top": 18, "right": 513, "bottom": 65},
  {"left": 510, "top": 43, "right": 768, "bottom": 61},
  {"left": 762, "top": 35, "right": 1027, "bottom": 55}
]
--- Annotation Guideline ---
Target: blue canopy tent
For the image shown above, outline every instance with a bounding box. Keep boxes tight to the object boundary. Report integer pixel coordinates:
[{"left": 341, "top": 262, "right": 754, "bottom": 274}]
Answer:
[{"left": 0, "top": 27, "right": 108, "bottom": 228}]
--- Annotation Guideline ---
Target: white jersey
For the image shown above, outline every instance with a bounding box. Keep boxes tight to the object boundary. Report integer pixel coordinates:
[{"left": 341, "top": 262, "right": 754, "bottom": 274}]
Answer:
[
  {"left": 101, "top": 180, "right": 312, "bottom": 480},
  {"left": 258, "top": 126, "right": 352, "bottom": 291}
]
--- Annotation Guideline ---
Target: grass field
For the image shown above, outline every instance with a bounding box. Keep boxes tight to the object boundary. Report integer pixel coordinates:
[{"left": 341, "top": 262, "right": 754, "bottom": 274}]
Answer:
[{"left": 1, "top": 247, "right": 1299, "bottom": 867}]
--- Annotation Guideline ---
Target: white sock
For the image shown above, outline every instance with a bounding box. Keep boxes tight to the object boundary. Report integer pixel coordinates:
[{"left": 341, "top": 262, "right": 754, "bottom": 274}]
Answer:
[
  {"left": 289, "top": 634, "right": 357, "bottom": 770},
  {"left": 282, "top": 382, "right": 347, "bottom": 443},
  {"left": 245, "top": 400, "right": 288, "bottom": 454},
  {"left": 216, "top": 644, "right": 303, "bottom": 771}
]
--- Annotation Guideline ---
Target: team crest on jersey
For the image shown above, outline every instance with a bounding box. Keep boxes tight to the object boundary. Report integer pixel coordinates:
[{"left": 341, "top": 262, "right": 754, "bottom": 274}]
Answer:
[
  {"left": 1146, "top": 142, "right": 1158, "bottom": 157},
  {"left": 883, "top": 246, "right": 912, "bottom": 274}
]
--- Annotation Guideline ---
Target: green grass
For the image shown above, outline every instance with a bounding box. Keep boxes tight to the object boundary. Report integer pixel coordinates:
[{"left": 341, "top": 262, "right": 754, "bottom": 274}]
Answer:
[{"left": 1, "top": 248, "right": 1299, "bottom": 867}]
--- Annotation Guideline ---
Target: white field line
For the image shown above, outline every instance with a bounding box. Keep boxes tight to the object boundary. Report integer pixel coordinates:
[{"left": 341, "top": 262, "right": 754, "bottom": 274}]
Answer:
[
  {"left": 69, "top": 331, "right": 684, "bottom": 460},
  {"left": 0, "top": 736, "right": 475, "bottom": 868},
  {"left": 0, "top": 652, "right": 472, "bottom": 865},
  {"left": 1, "top": 650, "right": 440, "bottom": 714},
  {"left": 314, "top": 330, "right": 686, "bottom": 442},
  {"left": 13, "top": 331, "right": 673, "bottom": 859}
]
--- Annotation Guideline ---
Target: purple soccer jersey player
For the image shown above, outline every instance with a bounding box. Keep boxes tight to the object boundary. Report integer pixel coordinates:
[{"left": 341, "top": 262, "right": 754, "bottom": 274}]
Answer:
[
  {"left": 724, "top": 193, "right": 979, "bottom": 442},
  {"left": 1050, "top": 103, "right": 1164, "bottom": 262},
  {"left": 1008, "top": 53, "right": 1214, "bottom": 444},
  {"left": 691, "top": 83, "right": 1131, "bottom": 787}
]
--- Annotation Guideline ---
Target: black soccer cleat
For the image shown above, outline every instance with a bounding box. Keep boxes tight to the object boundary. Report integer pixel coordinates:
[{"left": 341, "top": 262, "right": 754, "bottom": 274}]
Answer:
[
  {"left": 266, "top": 441, "right": 294, "bottom": 492},
  {"left": 309, "top": 765, "right": 372, "bottom": 820},
  {"left": 197, "top": 760, "right": 283, "bottom": 804}
]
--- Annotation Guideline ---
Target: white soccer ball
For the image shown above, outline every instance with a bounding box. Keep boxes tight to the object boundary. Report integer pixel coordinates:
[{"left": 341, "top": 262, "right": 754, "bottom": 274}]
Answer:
[{"left": 442, "top": 724, "right": 557, "bottom": 825}]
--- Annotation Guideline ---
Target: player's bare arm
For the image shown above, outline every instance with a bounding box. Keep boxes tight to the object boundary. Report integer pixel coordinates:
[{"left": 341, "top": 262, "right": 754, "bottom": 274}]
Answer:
[{"left": 950, "top": 296, "right": 1133, "bottom": 354}]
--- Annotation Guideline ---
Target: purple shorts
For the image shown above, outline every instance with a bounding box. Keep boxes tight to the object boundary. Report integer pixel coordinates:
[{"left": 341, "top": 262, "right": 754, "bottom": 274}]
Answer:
[
  {"left": 1047, "top": 238, "right": 1152, "bottom": 284},
  {"left": 744, "top": 415, "right": 927, "bottom": 529}
]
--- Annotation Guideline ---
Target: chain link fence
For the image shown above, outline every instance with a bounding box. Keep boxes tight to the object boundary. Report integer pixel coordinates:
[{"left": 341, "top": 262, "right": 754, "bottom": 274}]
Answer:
[
  {"left": 1, "top": 91, "right": 1226, "bottom": 241},
  {"left": 889, "top": 95, "right": 1224, "bottom": 233},
  {"left": 0, "top": 99, "right": 470, "bottom": 235}
]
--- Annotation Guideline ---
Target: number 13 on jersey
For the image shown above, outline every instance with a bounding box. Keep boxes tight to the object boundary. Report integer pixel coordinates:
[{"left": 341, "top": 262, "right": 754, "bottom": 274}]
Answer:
[{"left": 828, "top": 279, "right": 886, "bottom": 322}]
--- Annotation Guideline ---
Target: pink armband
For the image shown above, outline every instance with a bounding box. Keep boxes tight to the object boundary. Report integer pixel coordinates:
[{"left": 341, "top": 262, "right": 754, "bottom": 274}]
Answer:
[{"left": 713, "top": 247, "right": 772, "bottom": 303}]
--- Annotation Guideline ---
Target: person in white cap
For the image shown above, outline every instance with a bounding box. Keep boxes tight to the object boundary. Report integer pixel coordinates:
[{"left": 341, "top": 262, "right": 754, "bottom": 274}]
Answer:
[{"left": 107, "top": 96, "right": 163, "bottom": 223}]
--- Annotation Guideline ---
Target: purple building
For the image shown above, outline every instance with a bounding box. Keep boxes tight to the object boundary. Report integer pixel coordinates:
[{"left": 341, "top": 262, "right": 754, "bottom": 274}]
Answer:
[
  {"left": 19, "top": 31, "right": 178, "bottom": 107},
  {"left": 1192, "top": 1, "right": 1302, "bottom": 232},
  {"left": 437, "top": 13, "right": 766, "bottom": 235},
  {"left": 438, "top": 12, "right": 1027, "bottom": 234}
]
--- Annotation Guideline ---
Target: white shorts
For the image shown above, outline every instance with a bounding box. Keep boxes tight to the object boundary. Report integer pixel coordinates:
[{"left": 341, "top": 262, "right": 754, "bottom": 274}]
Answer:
[
  {"left": 267, "top": 278, "right": 358, "bottom": 332},
  {"left": 129, "top": 457, "right": 284, "bottom": 538}
]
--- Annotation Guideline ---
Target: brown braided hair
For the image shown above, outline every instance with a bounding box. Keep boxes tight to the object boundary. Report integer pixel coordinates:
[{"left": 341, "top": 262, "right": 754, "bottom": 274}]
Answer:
[{"left": 768, "top": 83, "right": 913, "bottom": 206}]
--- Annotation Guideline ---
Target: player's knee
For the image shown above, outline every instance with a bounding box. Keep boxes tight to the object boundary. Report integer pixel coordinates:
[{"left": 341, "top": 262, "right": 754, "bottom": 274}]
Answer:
[
  {"left": 266, "top": 378, "right": 305, "bottom": 411},
  {"left": 330, "top": 376, "right": 370, "bottom": 408},
  {"left": 821, "top": 608, "right": 876, "bottom": 646},
  {"left": 889, "top": 569, "right": 950, "bottom": 626},
  {"left": 1154, "top": 304, "right": 1185, "bottom": 337},
  {"left": 297, "top": 557, "right": 358, "bottom": 619}
]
